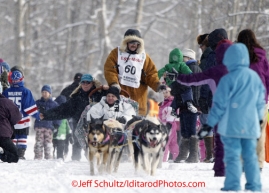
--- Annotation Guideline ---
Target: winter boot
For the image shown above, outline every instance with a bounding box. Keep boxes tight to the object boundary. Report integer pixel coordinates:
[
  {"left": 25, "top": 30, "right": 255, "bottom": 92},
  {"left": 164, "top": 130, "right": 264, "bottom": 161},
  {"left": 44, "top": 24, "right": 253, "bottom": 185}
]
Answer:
[
  {"left": 174, "top": 138, "right": 189, "bottom": 163},
  {"left": 203, "top": 136, "right": 214, "bottom": 163},
  {"left": 185, "top": 136, "right": 199, "bottom": 163},
  {"left": 17, "top": 148, "right": 26, "bottom": 160},
  {"left": 186, "top": 101, "right": 198, "bottom": 113}
]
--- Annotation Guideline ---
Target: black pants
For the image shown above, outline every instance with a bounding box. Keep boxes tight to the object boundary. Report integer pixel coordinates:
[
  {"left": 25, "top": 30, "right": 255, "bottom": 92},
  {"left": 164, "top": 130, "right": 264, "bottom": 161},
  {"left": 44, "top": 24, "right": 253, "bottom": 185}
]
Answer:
[
  {"left": 71, "top": 136, "right": 82, "bottom": 161},
  {"left": 71, "top": 120, "right": 82, "bottom": 161},
  {"left": 56, "top": 140, "right": 65, "bottom": 159},
  {"left": 0, "top": 137, "right": 19, "bottom": 163}
]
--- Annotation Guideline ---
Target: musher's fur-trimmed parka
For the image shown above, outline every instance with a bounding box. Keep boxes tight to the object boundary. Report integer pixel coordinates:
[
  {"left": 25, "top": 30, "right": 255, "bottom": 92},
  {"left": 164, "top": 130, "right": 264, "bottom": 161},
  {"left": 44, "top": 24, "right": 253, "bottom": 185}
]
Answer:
[{"left": 104, "top": 29, "right": 160, "bottom": 115}]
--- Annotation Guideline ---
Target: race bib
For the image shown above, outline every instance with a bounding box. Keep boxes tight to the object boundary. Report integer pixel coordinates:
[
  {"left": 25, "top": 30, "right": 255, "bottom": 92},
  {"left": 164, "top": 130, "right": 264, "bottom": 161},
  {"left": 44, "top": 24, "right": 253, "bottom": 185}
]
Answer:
[{"left": 117, "top": 47, "right": 146, "bottom": 88}]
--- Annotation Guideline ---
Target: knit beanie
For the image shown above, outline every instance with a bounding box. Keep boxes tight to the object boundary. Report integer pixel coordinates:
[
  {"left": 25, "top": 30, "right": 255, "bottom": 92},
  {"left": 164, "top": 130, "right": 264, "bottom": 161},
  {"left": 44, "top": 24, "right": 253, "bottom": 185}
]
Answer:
[
  {"left": 80, "top": 74, "right": 93, "bottom": 83},
  {"left": 106, "top": 86, "right": 120, "bottom": 100},
  {"left": 182, "top": 48, "right": 196, "bottom": 60},
  {"left": 41, "top": 84, "right": 52, "bottom": 94},
  {"left": 208, "top": 28, "right": 228, "bottom": 51}
]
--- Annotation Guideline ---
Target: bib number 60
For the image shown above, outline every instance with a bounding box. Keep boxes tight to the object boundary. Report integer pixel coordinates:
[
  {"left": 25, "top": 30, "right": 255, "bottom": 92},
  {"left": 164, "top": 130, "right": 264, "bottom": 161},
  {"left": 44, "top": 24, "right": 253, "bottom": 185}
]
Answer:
[{"left": 125, "top": 65, "right": 136, "bottom": 75}]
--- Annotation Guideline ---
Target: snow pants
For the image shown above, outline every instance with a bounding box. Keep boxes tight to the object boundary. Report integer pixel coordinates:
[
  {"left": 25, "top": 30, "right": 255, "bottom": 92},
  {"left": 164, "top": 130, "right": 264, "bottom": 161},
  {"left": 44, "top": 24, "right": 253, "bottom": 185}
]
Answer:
[
  {"left": 221, "top": 136, "right": 261, "bottom": 192},
  {"left": 34, "top": 128, "right": 53, "bottom": 159}
]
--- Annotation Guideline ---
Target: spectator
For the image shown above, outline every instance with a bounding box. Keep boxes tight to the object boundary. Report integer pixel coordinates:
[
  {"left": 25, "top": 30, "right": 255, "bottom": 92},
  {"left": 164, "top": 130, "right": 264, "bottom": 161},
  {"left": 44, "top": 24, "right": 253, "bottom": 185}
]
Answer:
[
  {"left": 0, "top": 84, "right": 22, "bottom": 163},
  {"left": 237, "top": 29, "right": 269, "bottom": 171},
  {"left": 40, "top": 74, "right": 108, "bottom": 161},
  {"left": 34, "top": 85, "right": 61, "bottom": 160},
  {"left": 198, "top": 43, "right": 264, "bottom": 192},
  {"left": 53, "top": 95, "right": 73, "bottom": 160},
  {"left": 60, "top": 73, "right": 82, "bottom": 101},
  {"left": 3, "top": 69, "right": 40, "bottom": 160}
]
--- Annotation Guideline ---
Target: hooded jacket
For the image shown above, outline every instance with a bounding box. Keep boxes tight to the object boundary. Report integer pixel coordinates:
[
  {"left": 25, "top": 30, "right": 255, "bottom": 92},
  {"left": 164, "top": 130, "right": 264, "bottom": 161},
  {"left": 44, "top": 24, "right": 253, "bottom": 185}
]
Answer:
[
  {"left": 207, "top": 43, "right": 265, "bottom": 139},
  {"left": 249, "top": 47, "right": 269, "bottom": 103},
  {"left": 0, "top": 94, "right": 22, "bottom": 137},
  {"left": 158, "top": 48, "right": 192, "bottom": 86},
  {"left": 104, "top": 33, "right": 159, "bottom": 116}
]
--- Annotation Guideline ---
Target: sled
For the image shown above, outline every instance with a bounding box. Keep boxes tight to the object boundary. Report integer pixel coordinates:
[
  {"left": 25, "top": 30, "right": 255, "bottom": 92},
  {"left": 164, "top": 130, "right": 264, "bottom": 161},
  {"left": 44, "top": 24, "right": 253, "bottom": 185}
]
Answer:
[{"left": 74, "top": 86, "right": 139, "bottom": 152}]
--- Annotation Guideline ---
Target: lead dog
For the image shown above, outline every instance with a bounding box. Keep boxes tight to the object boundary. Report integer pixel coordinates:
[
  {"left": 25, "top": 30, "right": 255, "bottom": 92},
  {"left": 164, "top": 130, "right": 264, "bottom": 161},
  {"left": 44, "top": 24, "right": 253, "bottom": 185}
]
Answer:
[
  {"left": 88, "top": 115, "right": 110, "bottom": 175},
  {"left": 127, "top": 116, "right": 168, "bottom": 176},
  {"left": 103, "top": 119, "right": 127, "bottom": 174}
]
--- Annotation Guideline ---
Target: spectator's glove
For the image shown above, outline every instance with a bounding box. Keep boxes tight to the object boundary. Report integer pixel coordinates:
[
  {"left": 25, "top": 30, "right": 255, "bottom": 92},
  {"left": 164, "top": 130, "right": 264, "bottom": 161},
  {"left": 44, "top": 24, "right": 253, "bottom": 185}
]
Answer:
[
  {"left": 198, "top": 97, "right": 209, "bottom": 114},
  {"left": 116, "top": 116, "right": 126, "bottom": 124},
  {"left": 157, "top": 84, "right": 167, "bottom": 92},
  {"left": 67, "top": 133, "right": 74, "bottom": 145},
  {"left": 197, "top": 124, "right": 212, "bottom": 140},
  {"left": 53, "top": 128, "right": 58, "bottom": 138},
  {"left": 170, "top": 108, "right": 178, "bottom": 117},
  {"left": 38, "top": 106, "right": 46, "bottom": 114}
]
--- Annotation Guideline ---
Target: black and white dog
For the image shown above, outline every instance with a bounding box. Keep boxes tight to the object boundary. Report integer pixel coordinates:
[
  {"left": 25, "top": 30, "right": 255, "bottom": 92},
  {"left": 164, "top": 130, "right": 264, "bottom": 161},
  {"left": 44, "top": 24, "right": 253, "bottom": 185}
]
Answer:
[{"left": 131, "top": 116, "right": 168, "bottom": 176}]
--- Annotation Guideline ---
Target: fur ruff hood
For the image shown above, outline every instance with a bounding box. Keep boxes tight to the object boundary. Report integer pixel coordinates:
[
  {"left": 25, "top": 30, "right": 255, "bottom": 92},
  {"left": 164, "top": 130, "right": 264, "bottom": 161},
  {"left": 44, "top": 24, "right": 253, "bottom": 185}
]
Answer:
[{"left": 119, "top": 35, "right": 145, "bottom": 54}]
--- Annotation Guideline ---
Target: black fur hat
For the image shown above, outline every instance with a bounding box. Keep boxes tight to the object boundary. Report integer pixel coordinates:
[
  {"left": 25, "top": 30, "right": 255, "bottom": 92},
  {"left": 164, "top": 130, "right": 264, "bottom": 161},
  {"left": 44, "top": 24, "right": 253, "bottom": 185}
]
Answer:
[{"left": 124, "top": 29, "right": 142, "bottom": 38}]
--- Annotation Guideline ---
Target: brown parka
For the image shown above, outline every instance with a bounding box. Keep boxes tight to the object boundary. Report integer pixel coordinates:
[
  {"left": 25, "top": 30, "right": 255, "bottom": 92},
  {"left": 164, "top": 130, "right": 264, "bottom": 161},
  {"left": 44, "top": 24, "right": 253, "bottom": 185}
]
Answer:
[{"left": 104, "top": 30, "right": 160, "bottom": 115}]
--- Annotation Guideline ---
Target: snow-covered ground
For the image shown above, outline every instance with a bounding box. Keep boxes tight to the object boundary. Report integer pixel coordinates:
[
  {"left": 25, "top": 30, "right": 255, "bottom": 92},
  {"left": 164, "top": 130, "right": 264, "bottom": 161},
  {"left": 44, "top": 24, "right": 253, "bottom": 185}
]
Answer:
[{"left": 1, "top": 134, "right": 269, "bottom": 193}]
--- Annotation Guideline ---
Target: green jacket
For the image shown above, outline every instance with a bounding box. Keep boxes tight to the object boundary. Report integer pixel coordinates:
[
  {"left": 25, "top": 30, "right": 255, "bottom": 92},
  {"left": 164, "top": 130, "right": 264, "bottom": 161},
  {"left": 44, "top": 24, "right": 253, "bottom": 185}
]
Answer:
[
  {"left": 54, "top": 119, "right": 71, "bottom": 140},
  {"left": 158, "top": 48, "right": 192, "bottom": 86}
]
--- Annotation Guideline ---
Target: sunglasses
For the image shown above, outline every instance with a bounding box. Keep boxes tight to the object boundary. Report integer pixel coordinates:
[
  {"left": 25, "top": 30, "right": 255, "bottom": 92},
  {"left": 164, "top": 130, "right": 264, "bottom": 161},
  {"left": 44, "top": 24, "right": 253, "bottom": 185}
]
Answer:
[
  {"left": 128, "top": 41, "right": 140, "bottom": 46},
  {"left": 81, "top": 81, "right": 92, "bottom": 85}
]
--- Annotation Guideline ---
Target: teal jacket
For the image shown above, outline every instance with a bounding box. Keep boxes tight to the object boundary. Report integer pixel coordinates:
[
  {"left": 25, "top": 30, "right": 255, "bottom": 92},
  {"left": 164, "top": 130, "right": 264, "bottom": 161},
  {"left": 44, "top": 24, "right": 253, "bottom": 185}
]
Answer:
[
  {"left": 208, "top": 43, "right": 265, "bottom": 139},
  {"left": 158, "top": 48, "right": 192, "bottom": 86}
]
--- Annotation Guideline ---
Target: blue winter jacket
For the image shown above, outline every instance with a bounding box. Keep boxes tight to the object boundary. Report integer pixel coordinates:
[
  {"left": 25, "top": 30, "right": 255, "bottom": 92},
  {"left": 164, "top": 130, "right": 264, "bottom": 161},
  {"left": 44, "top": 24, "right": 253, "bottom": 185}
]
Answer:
[
  {"left": 207, "top": 43, "right": 265, "bottom": 139},
  {"left": 34, "top": 97, "right": 61, "bottom": 130}
]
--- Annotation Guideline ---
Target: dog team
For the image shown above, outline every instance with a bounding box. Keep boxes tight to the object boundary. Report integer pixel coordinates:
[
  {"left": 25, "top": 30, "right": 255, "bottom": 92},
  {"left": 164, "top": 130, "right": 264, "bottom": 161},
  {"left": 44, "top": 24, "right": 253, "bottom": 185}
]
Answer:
[{"left": 1, "top": 27, "right": 268, "bottom": 192}]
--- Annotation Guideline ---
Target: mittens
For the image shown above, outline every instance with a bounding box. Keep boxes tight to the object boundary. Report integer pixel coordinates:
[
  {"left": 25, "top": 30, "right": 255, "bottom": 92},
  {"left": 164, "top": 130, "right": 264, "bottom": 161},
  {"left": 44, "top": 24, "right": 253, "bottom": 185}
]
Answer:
[
  {"left": 197, "top": 124, "right": 212, "bottom": 140},
  {"left": 116, "top": 116, "right": 126, "bottom": 124}
]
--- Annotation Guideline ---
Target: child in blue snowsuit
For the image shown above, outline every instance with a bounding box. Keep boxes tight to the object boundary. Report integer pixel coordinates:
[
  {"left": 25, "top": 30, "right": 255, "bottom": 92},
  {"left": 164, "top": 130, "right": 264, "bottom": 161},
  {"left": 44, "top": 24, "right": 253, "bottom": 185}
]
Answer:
[{"left": 198, "top": 43, "right": 265, "bottom": 191}]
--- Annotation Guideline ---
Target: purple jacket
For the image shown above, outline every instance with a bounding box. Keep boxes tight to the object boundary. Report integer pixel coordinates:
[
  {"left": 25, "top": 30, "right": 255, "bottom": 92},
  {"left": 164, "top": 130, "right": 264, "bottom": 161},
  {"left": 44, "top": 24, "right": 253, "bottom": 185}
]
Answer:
[
  {"left": 0, "top": 94, "right": 22, "bottom": 137},
  {"left": 250, "top": 48, "right": 269, "bottom": 103},
  {"left": 176, "top": 43, "right": 231, "bottom": 95}
]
